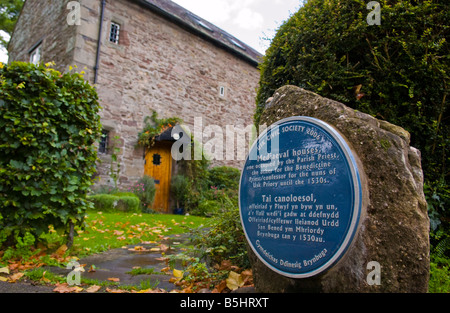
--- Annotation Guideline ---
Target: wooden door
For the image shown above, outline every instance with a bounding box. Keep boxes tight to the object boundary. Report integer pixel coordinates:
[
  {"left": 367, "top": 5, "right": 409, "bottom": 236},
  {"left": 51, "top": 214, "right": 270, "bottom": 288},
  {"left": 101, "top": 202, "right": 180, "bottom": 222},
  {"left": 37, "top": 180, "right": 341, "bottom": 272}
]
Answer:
[{"left": 144, "top": 142, "right": 172, "bottom": 213}]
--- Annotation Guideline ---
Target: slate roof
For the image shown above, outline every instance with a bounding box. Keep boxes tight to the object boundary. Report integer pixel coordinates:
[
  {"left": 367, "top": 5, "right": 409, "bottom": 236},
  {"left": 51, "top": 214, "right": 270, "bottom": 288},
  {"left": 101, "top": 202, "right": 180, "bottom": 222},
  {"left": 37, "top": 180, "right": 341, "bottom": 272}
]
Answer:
[{"left": 132, "top": 0, "right": 263, "bottom": 66}]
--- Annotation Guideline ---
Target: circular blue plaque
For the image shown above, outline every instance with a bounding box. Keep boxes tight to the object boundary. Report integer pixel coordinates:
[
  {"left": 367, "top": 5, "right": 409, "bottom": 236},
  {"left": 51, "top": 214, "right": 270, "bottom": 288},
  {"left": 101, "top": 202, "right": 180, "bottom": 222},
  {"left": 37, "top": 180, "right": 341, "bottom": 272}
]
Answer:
[{"left": 239, "top": 116, "right": 362, "bottom": 278}]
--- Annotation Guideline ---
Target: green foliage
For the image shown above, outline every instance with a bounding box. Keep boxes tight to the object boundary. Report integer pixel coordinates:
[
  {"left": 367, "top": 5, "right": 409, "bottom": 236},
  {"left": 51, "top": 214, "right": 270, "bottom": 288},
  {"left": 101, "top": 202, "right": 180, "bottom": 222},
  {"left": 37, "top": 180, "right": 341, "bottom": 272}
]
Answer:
[
  {"left": 191, "top": 194, "right": 249, "bottom": 269},
  {"left": 256, "top": 0, "right": 449, "bottom": 237},
  {"left": 87, "top": 194, "right": 140, "bottom": 213},
  {"left": 133, "top": 175, "right": 156, "bottom": 212},
  {"left": 208, "top": 166, "right": 241, "bottom": 190},
  {"left": 171, "top": 174, "right": 190, "bottom": 208},
  {"left": 0, "top": 0, "right": 25, "bottom": 49},
  {"left": 108, "top": 135, "right": 121, "bottom": 190},
  {"left": 137, "top": 111, "right": 182, "bottom": 148},
  {"left": 0, "top": 61, "right": 102, "bottom": 248},
  {"left": 2, "top": 231, "right": 36, "bottom": 261},
  {"left": 429, "top": 255, "right": 450, "bottom": 293}
]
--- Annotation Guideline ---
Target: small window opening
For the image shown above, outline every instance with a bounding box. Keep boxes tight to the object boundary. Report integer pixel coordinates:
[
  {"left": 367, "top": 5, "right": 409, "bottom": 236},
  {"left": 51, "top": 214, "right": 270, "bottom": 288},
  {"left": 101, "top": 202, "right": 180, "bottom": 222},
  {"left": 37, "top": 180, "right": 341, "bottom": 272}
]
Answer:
[
  {"left": 30, "top": 45, "right": 42, "bottom": 64},
  {"left": 99, "top": 130, "right": 110, "bottom": 154},
  {"left": 219, "top": 86, "right": 226, "bottom": 97},
  {"left": 109, "top": 22, "right": 120, "bottom": 44}
]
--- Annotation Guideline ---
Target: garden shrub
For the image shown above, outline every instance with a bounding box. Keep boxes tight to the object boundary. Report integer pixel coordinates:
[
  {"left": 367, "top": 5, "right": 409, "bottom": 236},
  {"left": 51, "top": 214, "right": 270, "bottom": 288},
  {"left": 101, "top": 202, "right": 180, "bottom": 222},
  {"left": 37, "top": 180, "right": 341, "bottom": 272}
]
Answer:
[
  {"left": 256, "top": 0, "right": 449, "bottom": 251},
  {"left": 191, "top": 193, "right": 249, "bottom": 269},
  {"left": 208, "top": 166, "right": 241, "bottom": 191},
  {"left": 0, "top": 61, "right": 102, "bottom": 248},
  {"left": 87, "top": 194, "right": 140, "bottom": 213},
  {"left": 171, "top": 175, "right": 190, "bottom": 209},
  {"left": 132, "top": 175, "right": 156, "bottom": 212}
]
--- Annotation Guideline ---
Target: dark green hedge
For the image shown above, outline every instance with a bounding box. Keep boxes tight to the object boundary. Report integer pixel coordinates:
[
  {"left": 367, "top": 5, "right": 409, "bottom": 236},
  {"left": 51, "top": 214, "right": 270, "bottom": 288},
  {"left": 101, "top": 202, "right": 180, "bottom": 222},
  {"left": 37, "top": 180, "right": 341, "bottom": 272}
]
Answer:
[
  {"left": 0, "top": 61, "right": 102, "bottom": 247},
  {"left": 87, "top": 194, "right": 140, "bottom": 213},
  {"left": 256, "top": 0, "right": 449, "bottom": 242}
]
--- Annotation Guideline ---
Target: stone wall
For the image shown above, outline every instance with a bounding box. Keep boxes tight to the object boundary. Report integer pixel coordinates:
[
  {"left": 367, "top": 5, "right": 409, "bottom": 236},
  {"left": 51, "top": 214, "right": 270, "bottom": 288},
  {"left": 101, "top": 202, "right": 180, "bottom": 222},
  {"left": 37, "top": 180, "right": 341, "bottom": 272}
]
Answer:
[
  {"left": 8, "top": 0, "right": 77, "bottom": 72},
  {"left": 75, "top": 0, "right": 260, "bottom": 187},
  {"left": 250, "top": 86, "right": 429, "bottom": 292},
  {"left": 9, "top": 0, "right": 261, "bottom": 188}
]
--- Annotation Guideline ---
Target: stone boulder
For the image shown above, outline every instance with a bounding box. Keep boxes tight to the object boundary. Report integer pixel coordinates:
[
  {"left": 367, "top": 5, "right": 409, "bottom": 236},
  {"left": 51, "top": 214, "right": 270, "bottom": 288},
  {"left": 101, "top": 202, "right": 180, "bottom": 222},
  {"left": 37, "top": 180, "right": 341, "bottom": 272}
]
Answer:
[{"left": 249, "top": 85, "right": 429, "bottom": 293}]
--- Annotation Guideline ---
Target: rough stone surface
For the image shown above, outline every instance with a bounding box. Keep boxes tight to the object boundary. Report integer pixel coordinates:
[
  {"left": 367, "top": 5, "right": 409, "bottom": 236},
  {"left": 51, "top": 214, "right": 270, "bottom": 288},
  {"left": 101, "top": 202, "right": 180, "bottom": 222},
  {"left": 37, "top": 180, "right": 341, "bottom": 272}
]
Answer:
[
  {"left": 250, "top": 85, "right": 429, "bottom": 293},
  {"left": 8, "top": 0, "right": 261, "bottom": 188}
]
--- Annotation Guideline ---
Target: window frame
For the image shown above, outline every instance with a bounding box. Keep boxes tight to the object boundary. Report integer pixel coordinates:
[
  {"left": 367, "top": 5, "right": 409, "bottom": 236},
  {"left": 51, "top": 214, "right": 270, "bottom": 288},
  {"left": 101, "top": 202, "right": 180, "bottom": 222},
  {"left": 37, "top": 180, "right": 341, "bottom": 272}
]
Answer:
[
  {"left": 29, "top": 44, "right": 42, "bottom": 64},
  {"left": 98, "top": 129, "right": 110, "bottom": 154},
  {"left": 109, "top": 22, "right": 121, "bottom": 45}
]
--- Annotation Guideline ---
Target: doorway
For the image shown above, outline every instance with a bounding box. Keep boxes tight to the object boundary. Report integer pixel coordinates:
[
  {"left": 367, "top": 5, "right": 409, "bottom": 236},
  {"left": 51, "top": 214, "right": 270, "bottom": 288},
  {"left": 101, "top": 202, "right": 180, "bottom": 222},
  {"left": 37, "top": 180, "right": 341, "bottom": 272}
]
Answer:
[{"left": 144, "top": 141, "right": 172, "bottom": 213}]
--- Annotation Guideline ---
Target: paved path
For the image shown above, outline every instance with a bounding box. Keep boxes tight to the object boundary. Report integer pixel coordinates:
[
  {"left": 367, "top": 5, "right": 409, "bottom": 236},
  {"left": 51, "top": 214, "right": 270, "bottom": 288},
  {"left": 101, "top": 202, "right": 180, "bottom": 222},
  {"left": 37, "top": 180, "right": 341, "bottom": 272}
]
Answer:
[{"left": 0, "top": 234, "right": 188, "bottom": 293}]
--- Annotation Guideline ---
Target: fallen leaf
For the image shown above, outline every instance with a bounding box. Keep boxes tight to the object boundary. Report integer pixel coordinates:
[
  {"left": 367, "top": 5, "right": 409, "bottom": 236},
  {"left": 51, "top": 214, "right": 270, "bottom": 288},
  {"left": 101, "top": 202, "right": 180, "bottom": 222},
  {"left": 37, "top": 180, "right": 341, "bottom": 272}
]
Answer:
[
  {"left": 226, "top": 271, "right": 244, "bottom": 291},
  {"left": 55, "top": 244, "right": 68, "bottom": 256},
  {"left": 113, "top": 230, "right": 124, "bottom": 236},
  {"left": 106, "top": 288, "right": 127, "bottom": 293},
  {"left": 53, "top": 283, "right": 83, "bottom": 293},
  {"left": 0, "top": 267, "right": 10, "bottom": 275},
  {"left": 8, "top": 272, "right": 24, "bottom": 283},
  {"left": 213, "top": 280, "right": 228, "bottom": 293},
  {"left": 160, "top": 244, "right": 169, "bottom": 252},
  {"left": 88, "top": 265, "right": 96, "bottom": 273},
  {"left": 85, "top": 285, "right": 101, "bottom": 293},
  {"left": 0, "top": 277, "right": 8, "bottom": 282},
  {"left": 107, "top": 277, "right": 120, "bottom": 282},
  {"left": 173, "top": 269, "right": 183, "bottom": 279}
]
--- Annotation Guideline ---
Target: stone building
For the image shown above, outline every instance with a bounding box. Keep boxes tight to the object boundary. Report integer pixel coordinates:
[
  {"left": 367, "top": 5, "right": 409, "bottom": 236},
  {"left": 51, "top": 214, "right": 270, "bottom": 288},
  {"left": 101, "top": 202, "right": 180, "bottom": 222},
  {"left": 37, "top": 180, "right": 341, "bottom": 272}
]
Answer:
[{"left": 8, "top": 0, "right": 262, "bottom": 212}]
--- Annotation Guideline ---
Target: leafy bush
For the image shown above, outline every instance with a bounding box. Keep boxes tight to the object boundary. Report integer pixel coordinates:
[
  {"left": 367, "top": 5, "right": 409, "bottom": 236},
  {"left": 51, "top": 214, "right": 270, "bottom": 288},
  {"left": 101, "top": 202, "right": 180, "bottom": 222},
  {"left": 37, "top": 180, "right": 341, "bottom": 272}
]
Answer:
[
  {"left": 0, "top": 61, "right": 102, "bottom": 248},
  {"left": 132, "top": 175, "right": 156, "bottom": 212},
  {"left": 208, "top": 166, "right": 241, "bottom": 190},
  {"left": 191, "top": 194, "right": 249, "bottom": 268},
  {"left": 88, "top": 194, "right": 140, "bottom": 213},
  {"left": 429, "top": 255, "right": 450, "bottom": 293},
  {"left": 171, "top": 175, "right": 190, "bottom": 209},
  {"left": 256, "top": 0, "right": 449, "bottom": 243}
]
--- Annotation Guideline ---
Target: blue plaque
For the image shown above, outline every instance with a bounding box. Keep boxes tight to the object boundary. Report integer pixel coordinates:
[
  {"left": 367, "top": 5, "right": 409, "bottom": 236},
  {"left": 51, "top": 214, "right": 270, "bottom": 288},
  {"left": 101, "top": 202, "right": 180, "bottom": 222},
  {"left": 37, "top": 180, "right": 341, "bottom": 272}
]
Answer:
[{"left": 239, "top": 116, "right": 362, "bottom": 278}]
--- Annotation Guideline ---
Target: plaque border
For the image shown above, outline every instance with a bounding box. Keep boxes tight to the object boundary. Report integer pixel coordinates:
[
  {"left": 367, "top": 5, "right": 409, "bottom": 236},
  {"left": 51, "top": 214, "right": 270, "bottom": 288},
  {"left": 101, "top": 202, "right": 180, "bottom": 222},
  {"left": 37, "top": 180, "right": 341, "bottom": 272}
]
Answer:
[{"left": 239, "top": 116, "right": 362, "bottom": 279}]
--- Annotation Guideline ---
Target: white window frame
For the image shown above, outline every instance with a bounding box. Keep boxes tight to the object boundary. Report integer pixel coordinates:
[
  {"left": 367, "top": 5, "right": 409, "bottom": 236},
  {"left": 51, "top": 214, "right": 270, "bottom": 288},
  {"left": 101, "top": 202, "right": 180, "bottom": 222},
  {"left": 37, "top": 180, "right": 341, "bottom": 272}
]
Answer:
[
  {"left": 29, "top": 44, "right": 42, "bottom": 64},
  {"left": 109, "top": 22, "right": 120, "bottom": 44}
]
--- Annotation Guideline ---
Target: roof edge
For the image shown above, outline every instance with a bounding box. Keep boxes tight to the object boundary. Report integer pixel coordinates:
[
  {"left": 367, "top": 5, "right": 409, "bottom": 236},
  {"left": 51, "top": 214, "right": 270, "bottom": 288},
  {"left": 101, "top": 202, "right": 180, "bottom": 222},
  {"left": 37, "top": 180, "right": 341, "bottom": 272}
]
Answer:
[{"left": 131, "top": 0, "right": 262, "bottom": 67}]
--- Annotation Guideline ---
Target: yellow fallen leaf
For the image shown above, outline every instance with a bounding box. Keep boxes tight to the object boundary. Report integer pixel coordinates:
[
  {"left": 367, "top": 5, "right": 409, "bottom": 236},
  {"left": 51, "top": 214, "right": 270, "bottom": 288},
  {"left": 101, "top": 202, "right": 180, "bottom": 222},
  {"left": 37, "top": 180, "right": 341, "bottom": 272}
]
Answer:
[
  {"left": 55, "top": 244, "right": 68, "bottom": 256},
  {"left": 86, "top": 285, "right": 101, "bottom": 293},
  {"left": 0, "top": 276, "right": 8, "bottom": 282},
  {"left": 173, "top": 269, "right": 183, "bottom": 279},
  {"left": 0, "top": 267, "right": 10, "bottom": 275},
  {"left": 226, "top": 271, "right": 244, "bottom": 291},
  {"left": 8, "top": 272, "right": 24, "bottom": 283}
]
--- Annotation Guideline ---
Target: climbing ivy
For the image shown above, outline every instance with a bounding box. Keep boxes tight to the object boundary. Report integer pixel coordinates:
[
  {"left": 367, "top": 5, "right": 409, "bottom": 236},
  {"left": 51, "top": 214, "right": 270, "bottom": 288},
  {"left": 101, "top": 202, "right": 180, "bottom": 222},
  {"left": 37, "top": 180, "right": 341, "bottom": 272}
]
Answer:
[{"left": 137, "top": 111, "right": 182, "bottom": 149}]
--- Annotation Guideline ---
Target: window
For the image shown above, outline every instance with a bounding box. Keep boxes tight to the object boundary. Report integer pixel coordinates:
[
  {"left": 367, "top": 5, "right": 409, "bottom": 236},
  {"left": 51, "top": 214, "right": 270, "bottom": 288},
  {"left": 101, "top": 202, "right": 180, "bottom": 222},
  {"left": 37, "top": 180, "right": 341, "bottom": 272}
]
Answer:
[
  {"left": 99, "top": 130, "right": 110, "bottom": 154},
  {"left": 109, "top": 22, "right": 120, "bottom": 44},
  {"left": 29, "top": 44, "right": 41, "bottom": 64},
  {"left": 219, "top": 86, "right": 226, "bottom": 97}
]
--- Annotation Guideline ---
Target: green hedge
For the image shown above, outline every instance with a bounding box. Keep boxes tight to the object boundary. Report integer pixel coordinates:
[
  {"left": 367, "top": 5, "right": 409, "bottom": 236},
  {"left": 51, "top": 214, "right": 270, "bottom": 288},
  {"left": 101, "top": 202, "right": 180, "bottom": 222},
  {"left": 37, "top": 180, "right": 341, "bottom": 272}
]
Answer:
[
  {"left": 256, "top": 0, "right": 449, "bottom": 248},
  {"left": 0, "top": 61, "right": 102, "bottom": 248},
  {"left": 88, "top": 194, "right": 140, "bottom": 213}
]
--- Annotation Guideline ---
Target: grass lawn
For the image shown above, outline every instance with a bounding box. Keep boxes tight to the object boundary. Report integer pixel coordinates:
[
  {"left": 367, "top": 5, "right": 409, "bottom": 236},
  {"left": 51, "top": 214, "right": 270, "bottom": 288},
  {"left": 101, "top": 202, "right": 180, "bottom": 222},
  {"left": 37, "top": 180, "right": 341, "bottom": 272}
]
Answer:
[{"left": 69, "top": 211, "right": 210, "bottom": 257}]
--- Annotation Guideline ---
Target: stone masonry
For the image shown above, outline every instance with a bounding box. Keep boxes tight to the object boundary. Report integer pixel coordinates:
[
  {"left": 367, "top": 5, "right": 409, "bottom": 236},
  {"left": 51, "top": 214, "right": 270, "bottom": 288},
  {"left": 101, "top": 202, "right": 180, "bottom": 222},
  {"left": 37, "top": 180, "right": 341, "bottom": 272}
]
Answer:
[{"left": 8, "top": 0, "right": 261, "bottom": 188}]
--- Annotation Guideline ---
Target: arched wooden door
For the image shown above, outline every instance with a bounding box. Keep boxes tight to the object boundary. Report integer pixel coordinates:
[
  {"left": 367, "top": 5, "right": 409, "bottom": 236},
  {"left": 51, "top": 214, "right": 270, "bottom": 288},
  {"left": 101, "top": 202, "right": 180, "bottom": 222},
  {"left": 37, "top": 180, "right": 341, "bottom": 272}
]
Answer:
[{"left": 144, "top": 141, "right": 172, "bottom": 213}]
